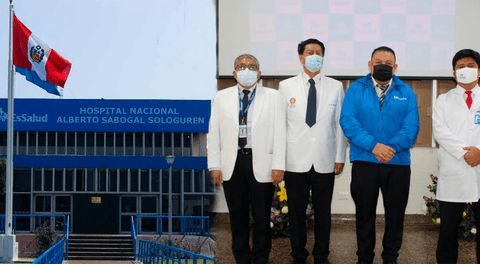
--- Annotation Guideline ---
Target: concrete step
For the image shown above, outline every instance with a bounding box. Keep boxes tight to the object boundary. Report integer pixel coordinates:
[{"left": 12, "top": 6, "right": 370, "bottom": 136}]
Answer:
[{"left": 67, "top": 234, "right": 134, "bottom": 260}]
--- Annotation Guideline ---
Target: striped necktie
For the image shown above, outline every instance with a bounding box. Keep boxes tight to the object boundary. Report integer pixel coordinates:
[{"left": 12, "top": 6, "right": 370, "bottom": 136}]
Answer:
[{"left": 377, "top": 84, "right": 390, "bottom": 111}]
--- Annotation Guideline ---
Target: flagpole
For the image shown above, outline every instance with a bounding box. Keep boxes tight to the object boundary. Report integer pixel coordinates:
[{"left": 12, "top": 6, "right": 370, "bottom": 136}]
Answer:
[
  {"left": 6, "top": 0, "right": 15, "bottom": 239},
  {"left": 2, "top": 0, "right": 18, "bottom": 261}
]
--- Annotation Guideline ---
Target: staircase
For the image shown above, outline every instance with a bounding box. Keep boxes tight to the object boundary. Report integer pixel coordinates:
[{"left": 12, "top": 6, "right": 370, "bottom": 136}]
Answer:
[{"left": 67, "top": 234, "right": 134, "bottom": 261}]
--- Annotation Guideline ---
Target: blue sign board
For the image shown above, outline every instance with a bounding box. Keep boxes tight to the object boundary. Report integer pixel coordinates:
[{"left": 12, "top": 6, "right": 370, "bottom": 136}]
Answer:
[{"left": 0, "top": 99, "right": 211, "bottom": 132}]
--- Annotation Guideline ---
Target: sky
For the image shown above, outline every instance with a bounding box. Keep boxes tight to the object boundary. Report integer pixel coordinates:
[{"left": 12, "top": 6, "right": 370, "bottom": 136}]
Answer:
[{"left": 0, "top": 0, "right": 217, "bottom": 100}]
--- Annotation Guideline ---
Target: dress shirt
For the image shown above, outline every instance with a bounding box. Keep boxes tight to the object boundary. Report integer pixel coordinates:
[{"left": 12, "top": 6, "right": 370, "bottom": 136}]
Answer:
[
  {"left": 371, "top": 77, "right": 393, "bottom": 98},
  {"left": 302, "top": 71, "right": 322, "bottom": 105},
  {"left": 238, "top": 85, "right": 255, "bottom": 149},
  {"left": 460, "top": 85, "right": 479, "bottom": 102}
]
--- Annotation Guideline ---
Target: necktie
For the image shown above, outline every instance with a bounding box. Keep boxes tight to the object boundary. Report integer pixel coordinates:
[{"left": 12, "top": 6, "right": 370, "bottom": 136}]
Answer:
[
  {"left": 466, "top": 91, "right": 473, "bottom": 110},
  {"left": 378, "top": 84, "right": 390, "bottom": 111},
  {"left": 239, "top": 90, "right": 250, "bottom": 149},
  {"left": 306, "top": 79, "right": 316, "bottom": 127}
]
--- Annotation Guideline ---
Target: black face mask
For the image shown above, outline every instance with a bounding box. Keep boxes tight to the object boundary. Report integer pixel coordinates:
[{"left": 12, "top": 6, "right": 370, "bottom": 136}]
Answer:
[{"left": 372, "top": 64, "right": 393, "bottom": 82}]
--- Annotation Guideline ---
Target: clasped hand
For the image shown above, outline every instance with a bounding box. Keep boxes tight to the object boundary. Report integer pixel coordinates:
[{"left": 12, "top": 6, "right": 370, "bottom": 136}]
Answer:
[{"left": 372, "top": 143, "right": 395, "bottom": 163}]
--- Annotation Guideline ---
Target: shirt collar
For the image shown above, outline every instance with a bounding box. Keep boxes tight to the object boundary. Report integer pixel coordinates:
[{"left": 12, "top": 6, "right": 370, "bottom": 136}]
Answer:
[
  {"left": 302, "top": 71, "right": 322, "bottom": 85},
  {"left": 371, "top": 76, "right": 393, "bottom": 88},
  {"left": 456, "top": 84, "right": 480, "bottom": 94},
  {"left": 238, "top": 84, "right": 256, "bottom": 96}
]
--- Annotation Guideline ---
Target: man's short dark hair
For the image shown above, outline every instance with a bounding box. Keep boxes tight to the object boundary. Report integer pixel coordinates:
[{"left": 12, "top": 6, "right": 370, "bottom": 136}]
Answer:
[
  {"left": 298, "top": 39, "right": 325, "bottom": 56},
  {"left": 371, "top": 46, "right": 396, "bottom": 62},
  {"left": 452, "top": 49, "right": 480, "bottom": 70}
]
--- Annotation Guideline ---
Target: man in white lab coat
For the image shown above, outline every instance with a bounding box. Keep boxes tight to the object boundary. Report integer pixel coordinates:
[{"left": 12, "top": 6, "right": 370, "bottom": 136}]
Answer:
[
  {"left": 208, "top": 54, "right": 284, "bottom": 264},
  {"left": 433, "top": 48, "right": 480, "bottom": 263},
  {"left": 274, "top": 38, "right": 346, "bottom": 264}
]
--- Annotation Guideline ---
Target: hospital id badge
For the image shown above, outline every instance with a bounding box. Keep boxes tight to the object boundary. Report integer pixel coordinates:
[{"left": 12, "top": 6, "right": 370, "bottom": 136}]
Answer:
[
  {"left": 475, "top": 111, "right": 480, "bottom": 124},
  {"left": 239, "top": 124, "right": 247, "bottom": 138}
]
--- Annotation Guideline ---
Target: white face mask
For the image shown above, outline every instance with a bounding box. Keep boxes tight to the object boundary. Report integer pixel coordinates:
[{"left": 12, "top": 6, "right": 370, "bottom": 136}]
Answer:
[
  {"left": 456, "top": 67, "right": 479, "bottom": 84},
  {"left": 236, "top": 69, "right": 258, "bottom": 87},
  {"left": 303, "top": 55, "right": 323, "bottom": 73}
]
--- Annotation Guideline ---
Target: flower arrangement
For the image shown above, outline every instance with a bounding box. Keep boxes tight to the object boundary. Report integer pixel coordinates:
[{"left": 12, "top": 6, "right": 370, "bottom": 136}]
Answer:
[
  {"left": 251, "top": 180, "right": 315, "bottom": 236},
  {"left": 423, "top": 174, "right": 476, "bottom": 240}
]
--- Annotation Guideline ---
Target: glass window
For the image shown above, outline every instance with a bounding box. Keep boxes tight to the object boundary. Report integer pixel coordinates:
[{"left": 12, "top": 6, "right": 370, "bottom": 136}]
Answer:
[
  {"left": 121, "top": 197, "right": 136, "bottom": 213},
  {"left": 194, "top": 170, "right": 203, "bottom": 193},
  {"left": 86, "top": 132, "right": 94, "bottom": 155},
  {"left": 34, "top": 169, "right": 42, "bottom": 191},
  {"left": 106, "top": 132, "right": 114, "bottom": 156},
  {"left": 96, "top": 132, "right": 104, "bottom": 146},
  {"left": 57, "top": 132, "right": 66, "bottom": 147},
  {"left": 141, "top": 197, "right": 157, "bottom": 213},
  {"left": 38, "top": 132, "right": 46, "bottom": 154},
  {"left": 109, "top": 169, "right": 118, "bottom": 192},
  {"left": 65, "top": 169, "right": 74, "bottom": 191},
  {"left": 47, "top": 132, "right": 56, "bottom": 146},
  {"left": 44, "top": 169, "right": 53, "bottom": 191},
  {"left": 87, "top": 169, "right": 94, "bottom": 191},
  {"left": 76, "top": 169, "right": 85, "bottom": 192},
  {"left": 55, "top": 169, "right": 63, "bottom": 192},
  {"left": 13, "top": 194, "right": 31, "bottom": 213},
  {"left": 141, "top": 170, "right": 149, "bottom": 192},
  {"left": 77, "top": 132, "right": 85, "bottom": 155},
  {"left": 154, "top": 133, "right": 162, "bottom": 156},
  {"left": 152, "top": 170, "right": 160, "bottom": 193},
  {"left": 131, "top": 170, "right": 139, "bottom": 192},
  {"left": 28, "top": 131, "right": 37, "bottom": 155},
  {"left": 173, "top": 170, "right": 180, "bottom": 193},
  {"left": 162, "top": 170, "right": 169, "bottom": 193},
  {"left": 13, "top": 169, "right": 31, "bottom": 192},
  {"left": 0, "top": 131, "right": 6, "bottom": 146},
  {"left": 119, "top": 170, "right": 128, "bottom": 192},
  {"left": 55, "top": 196, "right": 71, "bottom": 212},
  {"left": 98, "top": 169, "right": 107, "bottom": 192},
  {"left": 35, "top": 195, "right": 51, "bottom": 212},
  {"left": 116, "top": 132, "right": 124, "bottom": 147},
  {"left": 19, "top": 132, "right": 27, "bottom": 146},
  {"left": 135, "top": 133, "right": 143, "bottom": 147},
  {"left": 184, "top": 170, "right": 192, "bottom": 193},
  {"left": 67, "top": 132, "right": 75, "bottom": 155}
]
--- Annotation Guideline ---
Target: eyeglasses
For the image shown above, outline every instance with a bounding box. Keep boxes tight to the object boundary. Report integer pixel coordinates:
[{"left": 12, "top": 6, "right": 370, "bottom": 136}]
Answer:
[{"left": 236, "top": 64, "right": 258, "bottom": 71}]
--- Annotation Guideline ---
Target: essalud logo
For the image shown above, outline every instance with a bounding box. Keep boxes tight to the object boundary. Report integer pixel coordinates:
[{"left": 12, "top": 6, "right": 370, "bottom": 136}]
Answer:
[
  {"left": 0, "top": 108, "right": 7, "bottom": 122},
  {"left": 30, "top": 45, "right": 45, "bottom": 63}
]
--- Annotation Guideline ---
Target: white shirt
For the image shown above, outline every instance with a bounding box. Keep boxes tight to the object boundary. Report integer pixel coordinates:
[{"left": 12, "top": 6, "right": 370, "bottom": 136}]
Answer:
[
  {"left": 238, "top": 85, "right": 255, "bottom": 149},
  {"left": 371, "top": 76, "right": 392, "bottom": 98},
  {"left": 302, "top": 71, "right": 322, "bottom": 105}
]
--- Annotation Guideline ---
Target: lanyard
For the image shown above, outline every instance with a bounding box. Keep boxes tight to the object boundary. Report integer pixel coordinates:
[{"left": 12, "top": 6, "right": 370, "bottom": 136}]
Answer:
[{"left": 239, "top": 87, "right": 256, "bottom": 117}]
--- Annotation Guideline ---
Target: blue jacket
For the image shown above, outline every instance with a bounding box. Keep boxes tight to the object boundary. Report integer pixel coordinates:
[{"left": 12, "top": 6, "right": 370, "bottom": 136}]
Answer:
[{"left": 340, "top": 74, "right": 419, "bottom": 166}]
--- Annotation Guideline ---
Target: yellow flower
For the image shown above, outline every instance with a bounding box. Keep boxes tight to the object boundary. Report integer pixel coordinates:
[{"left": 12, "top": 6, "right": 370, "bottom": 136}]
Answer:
[
  {"left": 467, "top": 202, "right": 473, "bottom": 205},
  {"left": 278, "top": 181, "right": 285, "bottom": 188},
  {"left": 436, "top": 218, "right": 441, "bottom": 224},
  {"left": 281, "top": 206, "right": 288, "bottom": 214},
  {"left": 463, "top": 212, "right": 467, "bottom": 217},
  {"left": 270, "top": 222, "right": 274, "bottom": 228},
  {"left": 274, "top": 210, "right": 279, "bottom": 216},
  {"left": 277, "top": 187, "right": 287, "bottom": 202},
  {"left": 472, "top": 228, "right": 477, "bottom": 235}
]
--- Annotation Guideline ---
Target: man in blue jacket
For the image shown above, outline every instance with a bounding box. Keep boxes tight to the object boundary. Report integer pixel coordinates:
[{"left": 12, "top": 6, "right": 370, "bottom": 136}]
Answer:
[{"left": 340, "top": 46, "right": 419, "bottom": 264}]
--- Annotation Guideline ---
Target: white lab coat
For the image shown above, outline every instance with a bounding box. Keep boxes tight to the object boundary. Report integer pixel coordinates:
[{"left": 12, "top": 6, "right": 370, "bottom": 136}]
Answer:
[
  {"left": 207, "top": 85, "right": 283, "bottom": 182},
  {"left": 433, "top": 85, "right": 480, "bottom": 202},
  {"left": 274, "top": 72, "right": 346, "bottom": 173}
]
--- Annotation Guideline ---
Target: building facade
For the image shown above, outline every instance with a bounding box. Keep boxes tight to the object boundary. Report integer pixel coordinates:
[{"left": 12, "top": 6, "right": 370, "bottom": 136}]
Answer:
[{"left": 0, "top": 99, "right": 213, "bottom": 234}]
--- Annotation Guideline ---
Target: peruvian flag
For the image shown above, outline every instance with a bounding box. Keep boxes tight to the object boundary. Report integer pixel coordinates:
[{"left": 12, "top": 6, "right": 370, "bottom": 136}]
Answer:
[{"left": 13, "top": 14, "right": 72, "bottom": 96}]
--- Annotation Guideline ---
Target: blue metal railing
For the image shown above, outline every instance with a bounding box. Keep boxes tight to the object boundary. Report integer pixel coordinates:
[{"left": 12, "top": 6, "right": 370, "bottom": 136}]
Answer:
[
  {"left": 65, "top": 215, "right": 70, "bottom": 260},
  {"left": 32, "top": 239, "right": 64, "bottom": 264},
  {"left": 131, "top": 216, "right": 137, "bottom": 260},
  {"left": 0, "top": 214, "right": 69, "bottom": 235},
  {"left": 137, "top": 239, "right": 217, "bottom": 264},
  {"left": 134, "top": 215, "right": 210, "bottom": 236}
]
